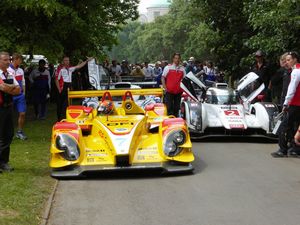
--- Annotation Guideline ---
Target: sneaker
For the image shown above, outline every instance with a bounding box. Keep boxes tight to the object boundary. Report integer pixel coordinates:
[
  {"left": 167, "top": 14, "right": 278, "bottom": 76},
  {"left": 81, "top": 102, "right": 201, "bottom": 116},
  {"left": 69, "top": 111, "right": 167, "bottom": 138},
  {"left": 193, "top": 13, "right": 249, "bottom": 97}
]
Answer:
[
  {"left": 271, "top": 149, "right": 287, "bottom": 158},
  {"left": 0, "top": 163, "right": 14, "bottom": 172},
  {"left": 16, "top": 131, "right": 27, "bottom": 140}
]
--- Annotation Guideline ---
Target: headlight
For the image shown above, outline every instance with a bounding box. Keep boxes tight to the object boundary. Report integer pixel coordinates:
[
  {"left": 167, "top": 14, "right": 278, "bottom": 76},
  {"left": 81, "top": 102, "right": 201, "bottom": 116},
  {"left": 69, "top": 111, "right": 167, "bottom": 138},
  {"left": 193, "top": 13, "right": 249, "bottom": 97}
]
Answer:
[
  {"left": 163, "top": 130, "right": 186, "bottom": 157},
  {"left": 173, "top": 130, "right": 186, "bottom": 145},
  {"left": 190, "top": 108, "right": 202, "bottom": 130},
  {"left": 56, "top": 134, "right": 80, "bottom": 161}
]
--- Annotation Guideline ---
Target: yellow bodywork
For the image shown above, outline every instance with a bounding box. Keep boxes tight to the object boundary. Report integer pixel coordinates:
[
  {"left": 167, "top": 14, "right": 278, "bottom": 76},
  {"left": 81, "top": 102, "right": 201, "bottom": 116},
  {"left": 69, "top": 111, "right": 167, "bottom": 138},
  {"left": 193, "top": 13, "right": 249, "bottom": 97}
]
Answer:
[{"left": 50, "top": 89, "right": 194, "bottom": 176}]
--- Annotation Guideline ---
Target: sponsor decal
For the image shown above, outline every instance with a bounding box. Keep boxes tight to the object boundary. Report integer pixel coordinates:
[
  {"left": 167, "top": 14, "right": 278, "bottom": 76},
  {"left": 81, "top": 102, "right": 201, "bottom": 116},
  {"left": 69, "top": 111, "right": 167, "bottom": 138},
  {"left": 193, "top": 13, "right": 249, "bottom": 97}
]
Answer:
[
  {"left": 87, "top": 153, "right": 108, "bottom": 157},
  {"left": 221, "top": 106, "right": 238, "bottom": 109},
  {"left": 76, "top": 119, "right": 86, "bottom": 124},
  {"left": 115, "top": 128, "right": 128, "bottom": 132},
  {"left": 265, "top": 104, "right": 275, "bottom": 108},
  {"left": 137, "top": 146, "right": 158, "bottom": 155},
  {"left": 229, "top": 124, "right": 245, "bottom": 129},
  {"left": 228, "top": 119, "right": 243, "bottom": 123}
]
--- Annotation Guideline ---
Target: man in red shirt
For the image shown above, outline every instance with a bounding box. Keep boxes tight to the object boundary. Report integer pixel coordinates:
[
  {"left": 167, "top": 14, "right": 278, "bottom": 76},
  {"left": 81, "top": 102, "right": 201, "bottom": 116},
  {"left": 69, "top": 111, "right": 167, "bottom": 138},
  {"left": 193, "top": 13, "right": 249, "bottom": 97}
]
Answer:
[{"left": 161, "top": 53, "right": 186, "bottom": 117}]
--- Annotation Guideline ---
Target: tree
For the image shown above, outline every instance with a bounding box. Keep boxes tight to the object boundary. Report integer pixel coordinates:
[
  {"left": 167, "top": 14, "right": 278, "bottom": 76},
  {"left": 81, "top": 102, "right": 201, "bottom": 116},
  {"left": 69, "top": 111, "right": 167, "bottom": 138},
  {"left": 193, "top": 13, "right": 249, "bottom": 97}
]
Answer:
[
  {"left": 244, "top": 0, "right": 300, "bottom": 60},
  {"left": 110, "top": 0, "right": 300, "bottom": 81},
  {"left": 0, "top": 0, "right": 139, "bottom": 62}
]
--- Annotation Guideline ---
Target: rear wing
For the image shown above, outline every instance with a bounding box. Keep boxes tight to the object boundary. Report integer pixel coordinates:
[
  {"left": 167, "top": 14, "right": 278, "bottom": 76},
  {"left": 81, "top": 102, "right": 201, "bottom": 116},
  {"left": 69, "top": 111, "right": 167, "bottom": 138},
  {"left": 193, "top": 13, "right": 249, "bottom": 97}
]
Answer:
[{"left": 68, "top": 88, "right": 164, "bottom": 104}]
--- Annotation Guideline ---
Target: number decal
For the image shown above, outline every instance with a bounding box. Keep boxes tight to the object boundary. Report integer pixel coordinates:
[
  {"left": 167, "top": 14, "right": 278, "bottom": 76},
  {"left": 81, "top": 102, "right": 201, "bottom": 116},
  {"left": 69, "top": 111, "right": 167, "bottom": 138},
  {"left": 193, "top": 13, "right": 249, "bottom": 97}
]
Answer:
[{"left": 224, "top": 110, "right": 239, "bottom": 116}]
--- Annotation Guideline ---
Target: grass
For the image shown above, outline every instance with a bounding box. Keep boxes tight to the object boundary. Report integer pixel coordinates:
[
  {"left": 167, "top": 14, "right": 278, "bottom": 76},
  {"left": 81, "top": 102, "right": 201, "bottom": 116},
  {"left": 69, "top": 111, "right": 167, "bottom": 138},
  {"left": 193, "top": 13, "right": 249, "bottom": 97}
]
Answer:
[{"left": 0, "top": 103, "right": 57, "bottom": 225}]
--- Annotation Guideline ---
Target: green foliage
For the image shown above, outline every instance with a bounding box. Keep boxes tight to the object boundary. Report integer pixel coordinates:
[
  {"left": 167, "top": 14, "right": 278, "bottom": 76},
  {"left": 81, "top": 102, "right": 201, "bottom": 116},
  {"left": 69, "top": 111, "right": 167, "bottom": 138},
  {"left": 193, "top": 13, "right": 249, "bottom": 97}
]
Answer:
[
  {"left": 0, "top": 0, "right": 139, "bottom": 62},
  {"left": 245, "top": 0, "right": 300, "bottom": 59},
  {"left": 110, "top": 0, "right": 300, "bottom": 78}
]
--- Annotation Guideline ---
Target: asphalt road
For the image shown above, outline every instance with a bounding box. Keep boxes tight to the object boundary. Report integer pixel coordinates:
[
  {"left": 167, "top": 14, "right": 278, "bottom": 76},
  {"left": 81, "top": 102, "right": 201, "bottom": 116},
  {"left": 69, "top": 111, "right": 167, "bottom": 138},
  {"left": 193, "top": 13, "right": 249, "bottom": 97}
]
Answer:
[{"left": 47, "top": 141, "right": 300, "bottom": 225}]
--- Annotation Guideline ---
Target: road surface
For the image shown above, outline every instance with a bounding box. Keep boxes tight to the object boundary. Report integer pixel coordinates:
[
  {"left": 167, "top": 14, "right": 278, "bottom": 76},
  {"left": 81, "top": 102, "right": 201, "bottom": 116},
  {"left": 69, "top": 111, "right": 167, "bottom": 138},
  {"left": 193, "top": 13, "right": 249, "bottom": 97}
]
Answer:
[{"left": 47, "top": 141, "right": 300, "bottom": 225}]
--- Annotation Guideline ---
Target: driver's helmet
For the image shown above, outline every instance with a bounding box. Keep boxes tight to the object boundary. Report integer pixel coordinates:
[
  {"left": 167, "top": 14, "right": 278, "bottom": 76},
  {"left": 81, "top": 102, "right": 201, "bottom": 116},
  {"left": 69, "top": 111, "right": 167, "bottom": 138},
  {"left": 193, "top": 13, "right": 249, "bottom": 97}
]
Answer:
[{"left": 98, "top": 100, "right": 113, "bottom": 114}]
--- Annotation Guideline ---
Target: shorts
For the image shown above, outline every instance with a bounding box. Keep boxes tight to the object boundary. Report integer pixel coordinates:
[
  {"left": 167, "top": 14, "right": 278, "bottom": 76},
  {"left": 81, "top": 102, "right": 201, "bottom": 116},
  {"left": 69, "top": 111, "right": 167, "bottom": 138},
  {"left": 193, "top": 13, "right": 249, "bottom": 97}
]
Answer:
[{"left": 13, "top": 94, "right": 27, "bottom": 113}]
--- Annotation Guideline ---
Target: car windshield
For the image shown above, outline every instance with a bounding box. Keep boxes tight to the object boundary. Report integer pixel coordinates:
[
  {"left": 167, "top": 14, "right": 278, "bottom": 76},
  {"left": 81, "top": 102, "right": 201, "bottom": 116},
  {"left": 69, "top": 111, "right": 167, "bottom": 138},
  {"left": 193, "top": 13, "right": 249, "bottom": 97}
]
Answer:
[{"left": 206, "top": 94, "right": 238, "bottom": 105}]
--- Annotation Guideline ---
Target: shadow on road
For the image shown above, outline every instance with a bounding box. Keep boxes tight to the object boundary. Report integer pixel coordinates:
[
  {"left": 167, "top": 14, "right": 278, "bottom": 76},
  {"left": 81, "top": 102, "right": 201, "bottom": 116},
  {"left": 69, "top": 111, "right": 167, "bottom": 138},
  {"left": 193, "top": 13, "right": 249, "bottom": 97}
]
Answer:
[
  {"left": 192, "top": 136, "right": 277, "bottom": 143},
  {"left": 56, "top": 157, "right": 207, "bottom": 181}
]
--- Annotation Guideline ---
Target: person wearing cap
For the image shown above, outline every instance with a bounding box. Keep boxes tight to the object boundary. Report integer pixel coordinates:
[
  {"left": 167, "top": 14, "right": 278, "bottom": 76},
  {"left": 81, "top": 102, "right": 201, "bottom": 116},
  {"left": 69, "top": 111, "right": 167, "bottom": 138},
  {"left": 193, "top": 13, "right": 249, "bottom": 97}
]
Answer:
[
  {"left": 271, "top": 51, "right": 300, "bottom": 157},
  {"left": 162, "top": 53, "right": 186, "bottom": 117},
  {"left": 252, "top": 50, "right": 272, "bottom": 100},
  {"left": 120, "top": 60, "right": 131, "bottom": 77},
  {"left": 29, "top": 59, "right": 51, "bottom": 120},
  {"left": 0, "top": 52, "right": 21, "bottom": 172},
  {"left": 186, "top": 57, "right": 196, "bottom": 74}
]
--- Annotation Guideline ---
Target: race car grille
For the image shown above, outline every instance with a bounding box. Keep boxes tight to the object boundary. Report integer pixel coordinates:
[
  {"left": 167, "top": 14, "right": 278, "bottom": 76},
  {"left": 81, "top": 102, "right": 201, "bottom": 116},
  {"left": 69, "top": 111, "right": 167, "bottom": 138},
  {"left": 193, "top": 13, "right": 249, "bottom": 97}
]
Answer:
[{"left": 116, "top": 155, "right": 130, "bottom": 167}]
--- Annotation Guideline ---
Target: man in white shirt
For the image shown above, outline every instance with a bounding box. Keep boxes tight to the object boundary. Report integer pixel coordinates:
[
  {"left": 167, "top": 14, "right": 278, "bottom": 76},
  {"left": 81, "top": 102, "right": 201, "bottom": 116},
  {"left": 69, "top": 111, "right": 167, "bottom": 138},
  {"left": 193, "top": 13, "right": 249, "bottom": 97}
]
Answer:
[
  {"left": 0, "top": 52, "right": 21, "bottom": 172},
  {"left": 55, "top": 56, "right": 91, "bottom": 121},
  {"left": 143, "top": 62, "right": 154, "bottom": 81},
  {"left": 109, "top": 60, "right": 122, "bottom": 82},
  {"left": 8, "top": 53, "right": 27, "bottom": 140}
]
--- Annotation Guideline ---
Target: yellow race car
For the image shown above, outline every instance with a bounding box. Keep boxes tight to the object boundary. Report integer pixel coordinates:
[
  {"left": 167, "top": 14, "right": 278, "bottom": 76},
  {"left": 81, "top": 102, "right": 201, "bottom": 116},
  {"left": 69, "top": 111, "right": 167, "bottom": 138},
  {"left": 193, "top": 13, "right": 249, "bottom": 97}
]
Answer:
[{"left": 50, "top": 88, "right": 194, "bottom": 178}]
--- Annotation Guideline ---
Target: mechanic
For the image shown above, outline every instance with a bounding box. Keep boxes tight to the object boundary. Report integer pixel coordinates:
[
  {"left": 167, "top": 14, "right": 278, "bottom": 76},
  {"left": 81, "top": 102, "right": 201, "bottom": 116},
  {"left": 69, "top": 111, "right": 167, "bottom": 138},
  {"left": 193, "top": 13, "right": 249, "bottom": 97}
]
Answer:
[
  {"left": 162, "top": 53, "right": 186, "bottom": 117},
  {"left": 271, "top": 51, "right": 300, "bottom": 157},
  {"left": 29, "top": 59, "right": 51, "bottom": 120},
  {"left": 55, "top": 56, "right": 91, "bottom": 121},
  {"left": 0, "top": 52, "right": 21, "bottom": 172},
  {"left": 8, "top": 53, "right": 27, "bottom": 140}
]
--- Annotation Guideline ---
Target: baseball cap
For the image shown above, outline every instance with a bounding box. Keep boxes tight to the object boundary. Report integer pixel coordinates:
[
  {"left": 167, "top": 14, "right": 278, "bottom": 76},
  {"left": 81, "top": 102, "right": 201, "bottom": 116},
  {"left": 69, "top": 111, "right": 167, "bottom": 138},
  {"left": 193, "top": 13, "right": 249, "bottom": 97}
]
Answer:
[{"left": 254, "top": 50, "right": 264, "bottom": 57}]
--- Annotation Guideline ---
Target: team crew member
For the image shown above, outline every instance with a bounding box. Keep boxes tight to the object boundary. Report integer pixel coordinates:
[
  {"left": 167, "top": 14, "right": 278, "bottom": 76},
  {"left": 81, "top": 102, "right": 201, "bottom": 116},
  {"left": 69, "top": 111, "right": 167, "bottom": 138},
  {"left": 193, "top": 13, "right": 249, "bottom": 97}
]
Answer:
[
  {"left": 29, "top": 59, "right": 51, "bottom": 119},
  {"left": 161, "top": 53, "right": 186, "bottom": 117},
  {"left": 55, "top": 56, "right": 91, "bottom": 121},
  {"left": 271, "top": 52, "right": 300, "bottom": 157},
  {"left": 0, "top": 52, "right": 21, "bottom": 172},
  {"left": 8, "top": 53, "right": 27, "bottom": 140}
]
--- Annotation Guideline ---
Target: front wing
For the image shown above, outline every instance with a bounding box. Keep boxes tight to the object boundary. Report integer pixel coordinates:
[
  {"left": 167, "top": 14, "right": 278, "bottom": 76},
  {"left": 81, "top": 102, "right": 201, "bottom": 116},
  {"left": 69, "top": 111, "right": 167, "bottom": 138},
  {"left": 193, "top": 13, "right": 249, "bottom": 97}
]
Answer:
[{"left": 51, "top": 162, "right": 193, "bottom": 178}]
